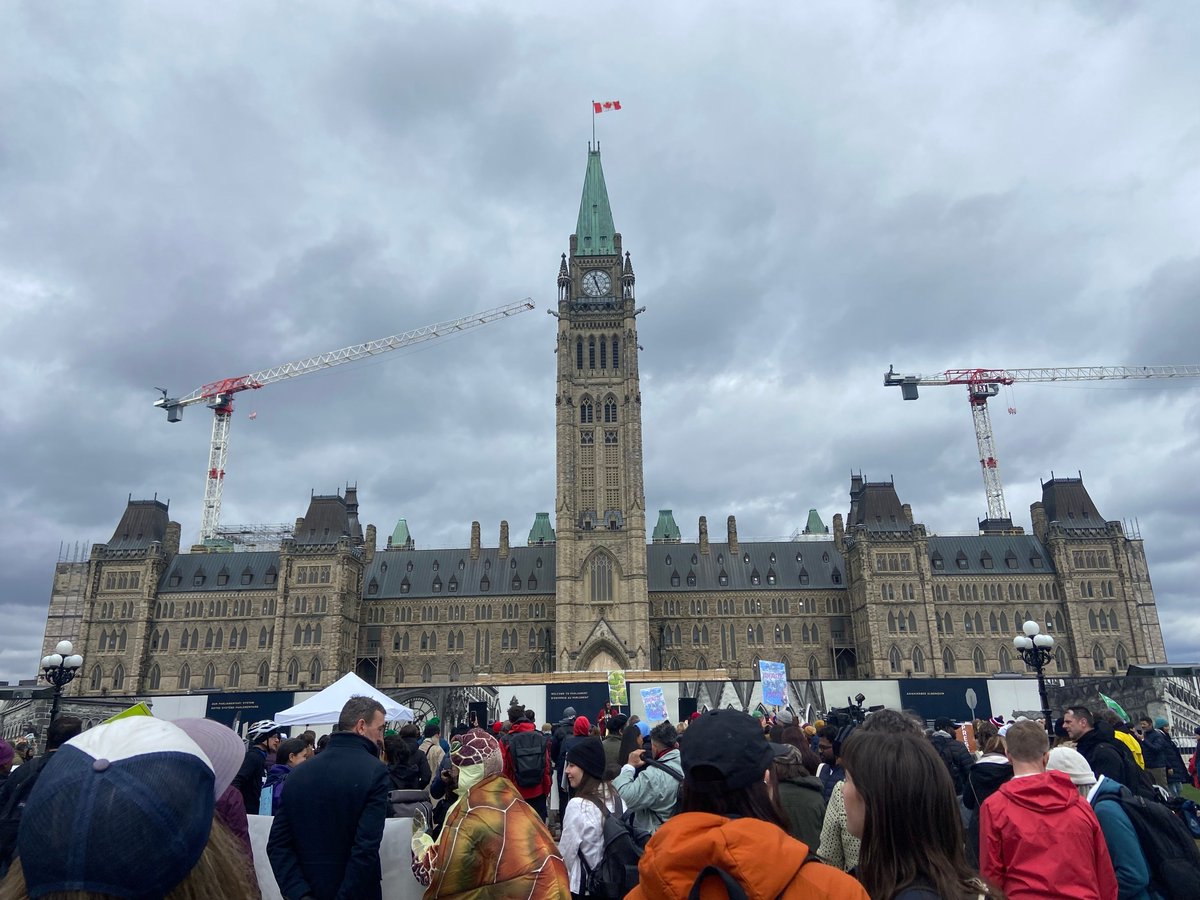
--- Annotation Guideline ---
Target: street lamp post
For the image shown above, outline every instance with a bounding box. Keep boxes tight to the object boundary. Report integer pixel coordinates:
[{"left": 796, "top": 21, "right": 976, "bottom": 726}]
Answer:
[
  {"left": 41, "top": 640, "right": 84, "bottom": 723},
  {"left": 1013, "top": 621, "right": 1055, "bottom": 738}
]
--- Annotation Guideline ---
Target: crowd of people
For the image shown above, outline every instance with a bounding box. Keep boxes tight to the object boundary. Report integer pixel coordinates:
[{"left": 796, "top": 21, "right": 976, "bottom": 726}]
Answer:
[{"left": 0, "top": 698, "right": 1196, "bottom": 899}]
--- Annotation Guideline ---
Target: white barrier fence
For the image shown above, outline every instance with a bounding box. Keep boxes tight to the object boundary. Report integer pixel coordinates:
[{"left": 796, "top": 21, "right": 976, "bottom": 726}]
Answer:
[{"left": 247, "top": 816, "right": 425, "bottom": 900}]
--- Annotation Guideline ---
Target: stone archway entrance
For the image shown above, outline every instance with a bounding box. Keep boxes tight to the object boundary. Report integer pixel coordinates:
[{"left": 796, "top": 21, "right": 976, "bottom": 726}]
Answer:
[{"left": 579, "top": 640, "right": 627, "bottom": 673}]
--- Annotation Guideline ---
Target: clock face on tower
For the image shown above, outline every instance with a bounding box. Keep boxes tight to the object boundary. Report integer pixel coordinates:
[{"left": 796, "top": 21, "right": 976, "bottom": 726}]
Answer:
[{"left": 582, "top": 269, "right": 612, "bottom": 297}]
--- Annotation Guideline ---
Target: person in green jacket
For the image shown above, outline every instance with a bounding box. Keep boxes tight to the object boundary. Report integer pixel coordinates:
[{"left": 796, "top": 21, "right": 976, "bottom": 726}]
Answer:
[{"left": 772, "top": 742, "right": 826, "bottom": 851}]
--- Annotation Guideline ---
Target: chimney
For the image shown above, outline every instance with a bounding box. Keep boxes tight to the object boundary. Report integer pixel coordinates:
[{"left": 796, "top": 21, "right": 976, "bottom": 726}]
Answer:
[
  {"left": 164, "top": 521, "right": 181, "bottom": 556},
  {"left": 727, "top": 516, "right": 739, "bottom": 554},
  {"left": 499, "top": 521, "right": 510, "bottom": 558},
  {"left": 833, "top": 513, "right": 845, "bottom": 552},
  {"left": 699, "top": 516, "right": 709, "bottom": 555},
  {"left": 470, "top": 521, "right": 481, "bottom": 560},
  {"left": 364, "top": 524, "right": 376, "bottom": 563},
  {"left": 901, "top": 503, "right": 913, "bottom": 526},
  {"left": 1030, "top": 502, "right": 1048, "bottom": 544}
]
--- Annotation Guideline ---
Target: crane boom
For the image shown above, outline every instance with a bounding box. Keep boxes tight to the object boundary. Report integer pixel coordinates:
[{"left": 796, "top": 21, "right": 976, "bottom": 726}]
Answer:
[
  {"left": 884, "top": 363, "right": 1200, "bottom": 523},
  {"left": 156, "top": 299, "right": 536, "bottom": 543}
]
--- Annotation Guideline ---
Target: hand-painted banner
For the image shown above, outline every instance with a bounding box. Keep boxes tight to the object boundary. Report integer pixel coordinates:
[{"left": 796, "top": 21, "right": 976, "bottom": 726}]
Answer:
[
  {"left": 608, "top": 669, "right": 628, "bottom": 705},
  {"left": 640, "top": 686, "right": 667, "bottom": 723},
  {"left": 760, "top": 660, "right": 788, "bottom": 707}
]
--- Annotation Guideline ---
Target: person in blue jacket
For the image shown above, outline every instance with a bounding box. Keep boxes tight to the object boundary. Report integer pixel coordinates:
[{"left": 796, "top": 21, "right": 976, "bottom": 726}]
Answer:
[{"left": 1048, "top": 747, "right": 1160, "bottom": 900}]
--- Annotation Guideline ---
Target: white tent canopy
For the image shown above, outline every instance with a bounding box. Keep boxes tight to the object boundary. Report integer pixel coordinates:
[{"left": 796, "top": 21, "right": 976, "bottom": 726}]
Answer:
[{"left": 274, "top": 672, "right": 414, "bottom": 727}]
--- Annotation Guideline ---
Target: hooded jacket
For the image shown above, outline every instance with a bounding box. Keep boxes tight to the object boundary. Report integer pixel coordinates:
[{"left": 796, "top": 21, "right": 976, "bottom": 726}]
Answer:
[
  {"left": 980, "top": 770, "right": 1117, "bottom": 900},
  {"left": 1077, "top": 723, "right": 1140, "bottom": 790},
  {"left": 776, "top": 773, "right": 826, "bottom": 852},
  {"left": 625, "top": 812, "right": 869, "bottom": 900},
  {"left": 612, "top": 748, "right": 683, "bottom": 834},
  {"left": 1088, "top": 776, "right": 1158, "bottom": 900}
]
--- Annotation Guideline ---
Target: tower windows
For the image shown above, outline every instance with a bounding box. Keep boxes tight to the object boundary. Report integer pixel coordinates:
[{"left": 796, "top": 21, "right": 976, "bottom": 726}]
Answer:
[
  {"left": 611, "top": 337, "right": 619, "bottom": 369},
  {"left": 580, "top": 430, "right": 594, "bottom": 445},
  {"left": 600, "top": 337, "right": 607, "bottom": 369},
  {"left": 589, "top": 338, "right": 596, "bottom": 369},
  {"left": 580, "top": 400, "right": 594, "bottom": 424},
  {"left": 576, "top": 339, "right": 584, "bottom": 369},
  {"left": 604, "top": 399, "right": 617, "bottom": 423}
]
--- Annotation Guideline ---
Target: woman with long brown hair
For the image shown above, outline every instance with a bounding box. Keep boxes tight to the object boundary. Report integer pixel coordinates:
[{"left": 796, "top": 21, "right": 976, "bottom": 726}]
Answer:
[
  {"left": 840, "top": 729, "right": 1002, "bottom": 900},
  {"left": 558, "top": 736, "right": 621, "bottom": 898}
]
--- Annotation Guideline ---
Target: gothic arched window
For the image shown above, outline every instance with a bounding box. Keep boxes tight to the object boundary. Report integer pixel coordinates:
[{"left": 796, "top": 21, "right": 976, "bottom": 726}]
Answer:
[
  {"left": 1092, "top": 644, "right": 1106, "bottom": 671},
  {"left": 258, "top": 661, "right": 270, "bottom": 686},
  {"left": 588, "top": 337, "right": 596, "bottom": 369},
  {"left": 604, "top": 398, "right": 617, "bottom": 423},
  {"left": 286, "top": 658, "right": 299, "bottom": 684},
  {"left": 202, "top": 663, "right": 216, "bottom": 689},
  {"left": 113, "top": 663, "right": 125, "bottom": 691},
  {"left": 912, "top": 647, "right": 925, "bottom": 673},
  {"left": 178, "top": 664, "right": 191, "bottom": 690},
  {"left": 148, "top": 663, "right": 161, "bottom": 690},
  {"left": 576, "top": 338, "right": 584, "bottom": 370},
  {"left": 611, "top": 336, "right": 619, "bottom": 368},
  {"left": 310, "top": 657, "right": 322, "bottom": 684},
  {"left": 599, "top": 337, "right": 607, "bottom": 369},
  {"left": 973, "top": 647, "right": 986, "bottom": 673},
  {"left": 942, "top": 647, "right": 956, "bottom": 673},
  {"left": 580, "top": 399, "right": 594, "bottom": 424},
  {"left": 229, "top": 661, "right": 240, "bottom": 688},
  {"left": 589, "top": 553, "right": 614, "bottom": 604},
  {"left": 889, "top": 645, "right": 902, "bottom": 673}
]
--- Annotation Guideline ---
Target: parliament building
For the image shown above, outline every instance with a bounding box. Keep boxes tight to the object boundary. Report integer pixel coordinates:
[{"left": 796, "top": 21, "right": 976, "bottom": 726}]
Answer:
[{"left": 44, "top": 148, "right": 1167, "bottom": 700}]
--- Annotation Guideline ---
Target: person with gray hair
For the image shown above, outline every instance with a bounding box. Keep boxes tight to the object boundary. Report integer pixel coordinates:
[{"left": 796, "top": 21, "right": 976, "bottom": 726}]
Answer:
[
  {"left": 612, "top": 720, "right": 683, "bottom": 834},
  {"left": 268, "top": 696, "right": 390, "bottom": 900}
]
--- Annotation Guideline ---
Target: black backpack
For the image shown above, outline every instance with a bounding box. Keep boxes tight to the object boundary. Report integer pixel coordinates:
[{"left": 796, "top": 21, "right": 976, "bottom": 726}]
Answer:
[
  {"left": 934, "top": 737, "right": 968, "bottom": 795},
  {"left": 578, "top": 794, "right": 650, "bottom": 898},
  {"left": 508, "top": 729, "right": 548, "bottom": 789},
  {"left": 1094, "top": 784, "right": 1200, "bottom": 900}
]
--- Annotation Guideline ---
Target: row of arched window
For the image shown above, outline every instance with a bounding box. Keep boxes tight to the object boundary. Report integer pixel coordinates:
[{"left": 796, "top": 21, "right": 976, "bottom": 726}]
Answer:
[
  {"left": 97, "top": 629, "right": 127, "bottom": 652},
  {"left": 579, "top": 397, "right": 619, "bottom": 424},
  {"left": 575, "top": 335, "right": 621, "bottom": 371},
  {"left": 98, "top": 601, "right": 135, "bottom": 619}
]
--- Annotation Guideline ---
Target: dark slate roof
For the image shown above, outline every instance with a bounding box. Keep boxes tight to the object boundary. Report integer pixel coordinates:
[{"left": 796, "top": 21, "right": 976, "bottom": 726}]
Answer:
[
  {"left": 106, "top": 500, "right": 170, "bottom": 551},
  {"left": 847, "top": 481, "right": 910, "bottom": 532},
  {"left": 295, "top": 494, "right": 356, "bottom": 545},
  {"left": 646, "top": 541, "right": 845, "bottom": 591},
  {"left": 928, "top": 535, "right": 1054, "bottom": 576},
  {"left": 362, "top": 547, "right": 555, "bottom": 600},
  {"left": 1041, "top": 478, "right": 1105, "bottom": 529},
  {"left": 159, "top": 551, "right": 280, "bottom": 593}
]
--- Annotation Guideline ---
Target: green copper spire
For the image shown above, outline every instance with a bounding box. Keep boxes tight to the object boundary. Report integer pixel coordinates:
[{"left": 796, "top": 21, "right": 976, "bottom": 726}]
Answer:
[
  {"left": 389, "top": 518, "right": 414, "bottom": 550},
  {"left": 527, "top": 512, "right": 556, "bottom": 546},
  {"left": 652, "top": 509, "right": 681, "bottom": 544},
  {"left": 575, "top": 148, "right": 617, "bottom": 256},
  {"left": 803, "top": 509, "right": 829, "bottom": 535}
]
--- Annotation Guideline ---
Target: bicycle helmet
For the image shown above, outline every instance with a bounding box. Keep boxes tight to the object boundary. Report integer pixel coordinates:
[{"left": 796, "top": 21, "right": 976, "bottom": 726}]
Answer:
[{"left": 247, "top": 720, "right": 286, "bottom": 742}]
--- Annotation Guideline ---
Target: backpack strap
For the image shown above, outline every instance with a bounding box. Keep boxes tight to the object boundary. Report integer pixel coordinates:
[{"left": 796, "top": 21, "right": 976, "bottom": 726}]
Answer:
[{"left": 688, "top": 865, "right": 751, "bottom": 900}]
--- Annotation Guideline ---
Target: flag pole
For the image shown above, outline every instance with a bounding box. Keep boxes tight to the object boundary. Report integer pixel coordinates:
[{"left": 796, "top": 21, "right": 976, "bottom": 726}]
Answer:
[{"left": 591, "top": 100, "right": 596, "bottom": 147}]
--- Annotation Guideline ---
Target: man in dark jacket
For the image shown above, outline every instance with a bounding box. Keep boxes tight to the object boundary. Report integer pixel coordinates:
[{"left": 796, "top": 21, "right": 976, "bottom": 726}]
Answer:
[
  {"left": 930, "top": 717, "right": 975, "bottom": 799},
  {"left": 1065, "top": 706, "right": 1144, "bottom": 795},
  {"left": 1137, "top": 715, "right": 1170, "bottom": 787},
  {"left": 268, "top": 697, "right": 390, "bottom": 900},
  {"left": 549, "top": 706, "right": 576, "bottom": 791},
  {"left": 1151, "top": 717, "right": 1188, "bottom": 796}
]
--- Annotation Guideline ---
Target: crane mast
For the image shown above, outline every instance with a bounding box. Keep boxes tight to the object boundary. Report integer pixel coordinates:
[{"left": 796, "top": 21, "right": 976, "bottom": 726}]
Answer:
[
  {"left": 885, "top": 364, "right": 1200, "bottom": 523},
  {"left": 156, "top": 299, "right": 535, "bottom": 543}
]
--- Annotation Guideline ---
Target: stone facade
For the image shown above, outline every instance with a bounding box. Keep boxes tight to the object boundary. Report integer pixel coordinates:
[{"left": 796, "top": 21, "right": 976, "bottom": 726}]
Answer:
[{"left": 40, "top": 147, "right": 1167, "bottom": 698}]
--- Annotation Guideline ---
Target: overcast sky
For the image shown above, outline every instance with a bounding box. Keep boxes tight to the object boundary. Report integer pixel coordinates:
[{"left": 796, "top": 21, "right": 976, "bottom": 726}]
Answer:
[{"left": 3, "top": 2, "right": 1199, "bottom": 686}]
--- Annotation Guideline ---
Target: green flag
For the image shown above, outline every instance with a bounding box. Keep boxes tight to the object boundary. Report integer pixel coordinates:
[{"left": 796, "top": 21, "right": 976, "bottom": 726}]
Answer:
[{"left": 1098, "top": 693, "right": 1129, "bottom": 722}]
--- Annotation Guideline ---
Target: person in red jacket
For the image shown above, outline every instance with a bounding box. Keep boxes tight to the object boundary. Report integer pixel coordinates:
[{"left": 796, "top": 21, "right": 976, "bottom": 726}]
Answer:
[
  {"left": 499, "top": 704, "right": 552, "bottom": 821},
  {"left": 981, "top": 721, "right": 1117, "bottom": 900}
]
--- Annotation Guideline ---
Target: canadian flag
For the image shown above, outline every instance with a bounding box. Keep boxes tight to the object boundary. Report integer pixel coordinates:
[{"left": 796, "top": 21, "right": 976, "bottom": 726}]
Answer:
[
  {"left": 248, "top": 411, "right": 257, "bottom": 420},
  {"left": 593, "top": 100, "right": 622, "bottom": 113}
]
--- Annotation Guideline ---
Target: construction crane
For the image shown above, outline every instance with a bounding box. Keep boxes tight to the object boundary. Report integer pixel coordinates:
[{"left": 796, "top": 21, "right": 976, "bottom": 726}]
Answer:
[
  {"left": 156, "top": 299, "right": 536, "bottom": 543},
  {"left": 884, "top": 364, "right": 1200, "bottom": 523}
]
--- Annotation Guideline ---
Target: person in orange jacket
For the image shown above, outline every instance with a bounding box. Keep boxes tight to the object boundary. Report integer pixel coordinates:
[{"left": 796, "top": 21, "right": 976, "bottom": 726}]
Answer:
[{"left": 626, "top": 709, "right": 868, "bottom": 900}]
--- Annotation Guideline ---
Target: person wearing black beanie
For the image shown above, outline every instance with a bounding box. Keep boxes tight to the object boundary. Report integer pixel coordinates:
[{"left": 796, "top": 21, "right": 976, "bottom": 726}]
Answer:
[{"left": 560, "top": 737, "right": 621, "bottom": 895}]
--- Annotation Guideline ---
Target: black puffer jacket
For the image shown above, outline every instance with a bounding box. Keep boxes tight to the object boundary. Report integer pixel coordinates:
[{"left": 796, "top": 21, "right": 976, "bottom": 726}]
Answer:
[
  {"left": 930, "top": 732, "right": 974, "bottom": 796},
  {"left": 1076, "top": 722, "right": 1140, "bottom": 789},
  {"left": 962, "top": 756, "right": 1013, "bottom": 866}
]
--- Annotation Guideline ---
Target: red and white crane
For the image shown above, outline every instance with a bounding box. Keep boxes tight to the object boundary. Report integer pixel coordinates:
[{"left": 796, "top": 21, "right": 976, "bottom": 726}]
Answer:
[
  {"left": 884, "top": 364, "right": 1200, "bottom": 522},
  {"left": 156, "top": 299, "right": 535, "bottom": 543}
]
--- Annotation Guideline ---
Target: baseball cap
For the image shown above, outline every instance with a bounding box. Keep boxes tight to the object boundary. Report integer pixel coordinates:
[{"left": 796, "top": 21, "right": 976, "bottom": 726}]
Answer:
[
  {"left": 18, "top": 717, "right": 215, "bottom": 899},
  {"left": 680, "top": 709, "right": 775, "bottom": 791},
  {"left": 777, "top": 709, "right": 795, "bottom": 726},
  {"left": 174, "top": 717, "right": 246, "bottom": 798}
]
